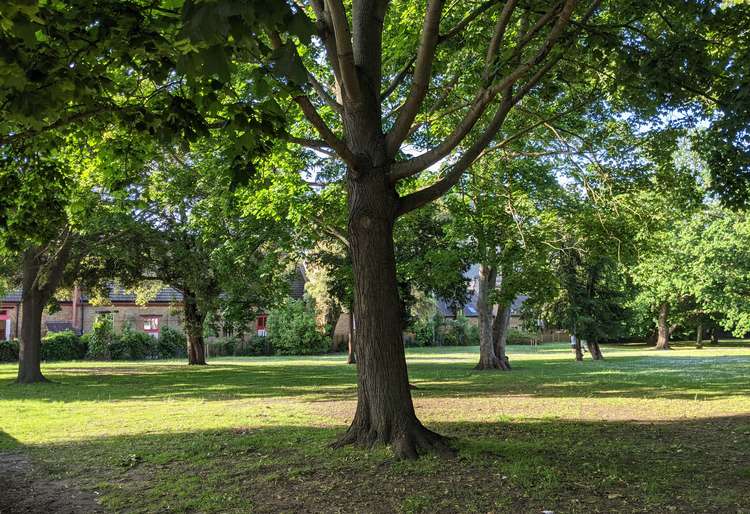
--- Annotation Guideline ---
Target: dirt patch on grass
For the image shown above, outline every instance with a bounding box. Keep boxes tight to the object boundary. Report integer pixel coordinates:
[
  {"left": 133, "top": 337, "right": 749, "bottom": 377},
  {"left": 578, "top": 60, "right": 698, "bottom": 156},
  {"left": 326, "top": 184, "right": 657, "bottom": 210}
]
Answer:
[{"left": 0, "top": 453, "right": 103, "bottom": 514}]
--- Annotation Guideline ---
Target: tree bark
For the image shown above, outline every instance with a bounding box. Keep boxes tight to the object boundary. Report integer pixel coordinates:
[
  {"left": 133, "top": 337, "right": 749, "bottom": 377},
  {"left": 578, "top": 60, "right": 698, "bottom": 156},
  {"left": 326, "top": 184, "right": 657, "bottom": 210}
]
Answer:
[
  {"left": 347, "top": 308, "right": 356, "bottom": 364},
  {"left": 572, "top": 334, "right": 583, "bottom": 361},
  {"left": 655, "top": 302, "right": 670, "bottom": 350},
  {"left": 184, "top": 292, "right": 206, "bottom": 365},
  {"left": 491, "top": 302, "right": 512, "bottom": 370},
  {"left": 586, "top": 339, "right": 604, "bottom": 360},
  {"left": 333, "top": 168, "right": 451, "bottom": 459},
  {"left": 475, "top": 264, "right": 506, "bottom": 370},
  {"left": 17, "top": 243, "right": 70, "bottom": 384},
  {"left": 696, "top": 323, "right": 703, "bottom": 349},
  {"left": 710, "top": 328, "right": 719, "bottom": 345}
]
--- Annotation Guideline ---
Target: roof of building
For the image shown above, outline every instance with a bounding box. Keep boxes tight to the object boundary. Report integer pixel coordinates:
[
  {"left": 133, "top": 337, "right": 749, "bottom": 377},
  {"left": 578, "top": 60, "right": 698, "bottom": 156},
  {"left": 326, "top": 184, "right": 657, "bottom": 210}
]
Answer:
[{"left": 2, "top": 266, "right": 307, "bottom": 305}]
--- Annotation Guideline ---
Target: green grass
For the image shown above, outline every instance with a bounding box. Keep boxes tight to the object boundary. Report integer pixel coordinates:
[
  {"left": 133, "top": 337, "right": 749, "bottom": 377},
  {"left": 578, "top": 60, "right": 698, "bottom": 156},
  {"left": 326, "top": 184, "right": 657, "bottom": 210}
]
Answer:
[{"left": 2, "top": 342, "right": 750, "bottom": 513}]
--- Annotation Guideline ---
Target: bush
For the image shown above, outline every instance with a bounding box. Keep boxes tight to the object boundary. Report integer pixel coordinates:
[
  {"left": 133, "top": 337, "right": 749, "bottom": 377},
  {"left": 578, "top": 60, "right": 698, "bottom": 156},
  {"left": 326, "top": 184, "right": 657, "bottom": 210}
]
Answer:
[
  {"left": 409, "top": 314, "right": 444, "bottom": 347},
  {"left": 267, "top": 299, "right": 330, "bottom": 355},
  {"left": 87, "top": 316, "right": 116, "bottom": 359},
  {"left": 507, "top": 328, "right": 538, "bottom": 345},
  {"left": 209, "top": 337, "right": 238, "bottom": 357},
  {"left": 41, "top": 330, "right": 87, "bottom": 361},
  {"left": 154, "top": 326, "right": 187, "bottom": 359},
  {"left": 113, "top": 327, "right": 153, "bottom": 360},
  {"left": 234, "top": 335, "right": 271, "bottom": 356},
  {"left": 443, "top": 314, "right": 478, "bottom": 346},
  {"left": 0, "top": 339, "right": 19, "bottom": 362}
]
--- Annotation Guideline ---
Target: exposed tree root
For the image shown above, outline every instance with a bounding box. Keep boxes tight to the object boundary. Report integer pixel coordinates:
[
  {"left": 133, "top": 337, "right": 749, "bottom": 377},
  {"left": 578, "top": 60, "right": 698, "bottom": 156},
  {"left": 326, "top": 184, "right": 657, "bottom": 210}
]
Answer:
[
  {"left": 332, "top": 419, "right": 455, "bottom": 460},
  {"left": 474, "top": 355, "right": 511, "bottom": 371}
]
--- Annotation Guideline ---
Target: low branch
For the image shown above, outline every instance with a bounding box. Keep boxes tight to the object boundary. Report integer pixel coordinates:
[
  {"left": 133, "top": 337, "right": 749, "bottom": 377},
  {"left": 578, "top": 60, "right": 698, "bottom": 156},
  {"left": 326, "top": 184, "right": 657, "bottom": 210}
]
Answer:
[{"left": 294, "top": 96, "right": 355, "bottom": 166}]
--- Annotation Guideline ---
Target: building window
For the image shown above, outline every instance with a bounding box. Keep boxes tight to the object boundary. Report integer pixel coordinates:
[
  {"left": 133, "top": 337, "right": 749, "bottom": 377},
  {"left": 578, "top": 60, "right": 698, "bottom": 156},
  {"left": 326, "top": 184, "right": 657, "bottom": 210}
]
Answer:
[
  {"left": 256, "top": 315, "right": 267, "bottom": 337},
  {"left": 142, "top": 316, "right": 161, "bottom": 338}
]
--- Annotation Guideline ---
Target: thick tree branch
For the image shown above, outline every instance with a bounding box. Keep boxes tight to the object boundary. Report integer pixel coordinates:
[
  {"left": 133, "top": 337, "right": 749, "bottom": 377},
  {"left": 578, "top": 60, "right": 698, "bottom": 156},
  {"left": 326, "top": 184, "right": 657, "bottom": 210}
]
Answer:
[
  {"left": 483, "top": 0, "right": 519, "bottom": 83},
  {"left": 325, "top": 0, "right": 361, "bottom": 100},
  {"left": 385, "top": 0, "right": 445, "bottom": 156}
]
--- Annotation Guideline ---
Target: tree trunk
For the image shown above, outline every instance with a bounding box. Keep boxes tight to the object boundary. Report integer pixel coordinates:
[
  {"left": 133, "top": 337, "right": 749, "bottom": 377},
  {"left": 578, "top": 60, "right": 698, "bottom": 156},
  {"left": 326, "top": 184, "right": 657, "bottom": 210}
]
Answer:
[
  {"left": 326, "top": 302, "right": 342, "bottom": 346},
  {"left": 655, "top": 302, "right": 670, "bottom": 350},
  {"left": 586, "top": 339, "right": 604, "bottom": 360},
  {"left": 572, "top": 334, "right": 583, "bottom": 361},
  {"left": 347, "top": 308, "right": 356, "bottom": 364},
  {"left": 475, "top": 264, "right": 506, "bottom": 370},
  {"left": 491, "top": 302, "right": 512, "bottom": 370},
  {"left": 333, "top": 170, "right": 451, "bottom": 459},
  {"left": 17, "top": 285, "right": 48, "bottom": 383},
  {"left": 17, "top": 244, "right": 70, "bottom": 384},
  {"left": 696, "top": 323, "right": 703, "bottom": 349},
  {"left": 710, "top": 328, "right": 719, "bottom": 345},
  {"left": 184, "top": 292, "right": 206, "bottom": 365}
]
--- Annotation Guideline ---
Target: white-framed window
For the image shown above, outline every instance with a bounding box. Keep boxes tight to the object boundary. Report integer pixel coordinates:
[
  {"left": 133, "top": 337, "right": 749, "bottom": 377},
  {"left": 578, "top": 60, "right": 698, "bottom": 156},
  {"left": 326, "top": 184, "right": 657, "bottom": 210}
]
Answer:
[{"left": 142, "top": 316, "right": 161, "bottom": 338}]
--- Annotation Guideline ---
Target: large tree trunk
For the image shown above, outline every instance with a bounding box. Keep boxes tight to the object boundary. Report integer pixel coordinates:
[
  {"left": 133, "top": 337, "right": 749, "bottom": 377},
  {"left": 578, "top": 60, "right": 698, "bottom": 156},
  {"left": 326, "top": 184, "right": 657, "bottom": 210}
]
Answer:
[
  {"left": 184, "top": 292, "right": 206, "bottom": 365},
  {"left": 347, "top": 307, "right": 356, "bottom": 364},
  {"left": 475, "top": 264, "right": 506, "bottom": 370},
  {"left": 491, "top": 302, "right": 512, "bottom": 370},
  {"left": 696, "top": 323, "right": 703, "bottom": 349},
  {"left": 17, "top": 244, "right": 70, "bottom": 384},
  {"left": 655, "top": 302, "right": 670, "bottom": 350},
  {"left": 17, "top": 285, "right": 47, "bottom": 383},
  {"left": 333, "top": 169, "right": 450, "bottom": 459}
]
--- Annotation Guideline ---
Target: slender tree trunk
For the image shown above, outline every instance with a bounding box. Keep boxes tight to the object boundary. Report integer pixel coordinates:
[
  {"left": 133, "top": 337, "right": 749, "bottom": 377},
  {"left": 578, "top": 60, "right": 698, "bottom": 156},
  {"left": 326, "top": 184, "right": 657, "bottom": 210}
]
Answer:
[
  {"left": 491, "top": 302, "right": 512, "bottom": 370},
  {"left": 710, "top": 328, "right": 719, "bottom": 345},
  {"left": 586, "top": 339, "right": 604, "bottom": 360},
  {"left": 184, "top": 292, "right": 206, "bottom": 365},
  {"left": 333, "top": 168, "right": 450, "bottom": 459},
  {"left": 696, "top": 323, "right": 703, "bottom": 349},
  {"left": 572, "top": 334, "right": 583, "bottom": 361},
  {"left": 347, "top": 307, "right": 356, "bottom": 364},
  {"left": 655, "top": 302, "right": 670, "bottom": 350},
  {"left": 327, "top": 302, "right": 342, "bottom": 346},
  {"left": 475, "top": 264, "right": 505, "bottom": 370}
]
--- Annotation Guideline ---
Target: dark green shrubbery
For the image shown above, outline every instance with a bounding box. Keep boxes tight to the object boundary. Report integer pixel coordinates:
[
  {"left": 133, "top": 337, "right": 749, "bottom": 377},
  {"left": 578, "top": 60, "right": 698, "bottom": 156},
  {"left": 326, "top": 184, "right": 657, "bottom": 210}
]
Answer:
[
  {"left": 153, "top": 326, "right": 187, "bottom": 359},
  {"left": 41, "top": 330, "right": 87, "bottom": 361},
  {"left": 210, "top": 335, "right": 272, "bottom": 357},
  {"left": 234, "top": 335, "right": 271, "bottom": 356},
  {"left": 86, "top": 316, "right": 117, "bottom": 359},
  {"left": 0, "top": 339, "right": 19, "bottom": 362},
  {"left": 209, "top": 337, "right": 238, "bottom": 356},
  {"left": 113, "top": 327, "right": 153, "bottom": 360},
  {"left": 409, "top": 313, "right": 479, "bottom": 347},
  {"left": 85, "top": 317, "right": 186, "bottom": 360},
  {"left": 267, "top": 299, "right": 330, "bottom": 355}
]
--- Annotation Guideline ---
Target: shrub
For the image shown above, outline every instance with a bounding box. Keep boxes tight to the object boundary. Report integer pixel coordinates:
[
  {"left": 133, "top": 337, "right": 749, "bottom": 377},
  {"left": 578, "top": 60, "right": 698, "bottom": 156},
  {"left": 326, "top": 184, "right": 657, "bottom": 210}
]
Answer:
[
  {"left": 209, "top": 337, "right": 238, "bottom": 357},
  {"left": 154, "top": 326, "right": 187, "bottom": 359},
  {"left": 41, "top": 330, "right": 87, "bottom": 361},
  {"left": 234, "top": 335, "right": 271, "bottom": 356},
  {"left": 409, "top": 313, "right": 444, "bottom": 347},
  {"left": 87, "top": 316, "right": 116, "bottom": 359},
  {"left": 0, "top": 339, "right": 19, "bottom": 362},
  {"left": 443, "top": 314, "right": 478, "bottom": 346},
  {"left": 115, "top": 327, "right": 153, "bottom": 360},
  {"left": 266, "top": 299, "right": 330, "bottom": 355},
  {"left": 507, "top": 328, "right": 538, "bottom": 345}
]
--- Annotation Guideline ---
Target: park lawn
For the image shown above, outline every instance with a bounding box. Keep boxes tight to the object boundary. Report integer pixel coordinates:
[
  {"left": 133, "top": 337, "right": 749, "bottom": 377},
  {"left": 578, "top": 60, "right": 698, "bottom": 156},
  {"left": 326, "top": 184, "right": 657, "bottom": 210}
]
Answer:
[{"left": 1, "top": 343, "right": 750, "bottom": 513}]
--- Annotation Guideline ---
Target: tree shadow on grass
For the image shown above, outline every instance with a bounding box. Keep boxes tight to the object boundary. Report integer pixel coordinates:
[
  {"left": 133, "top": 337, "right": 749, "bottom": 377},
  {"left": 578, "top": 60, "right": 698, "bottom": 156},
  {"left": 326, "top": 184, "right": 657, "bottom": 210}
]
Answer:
[{"left": 6, "top": 415, "right": 750, "bottom": 513}]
